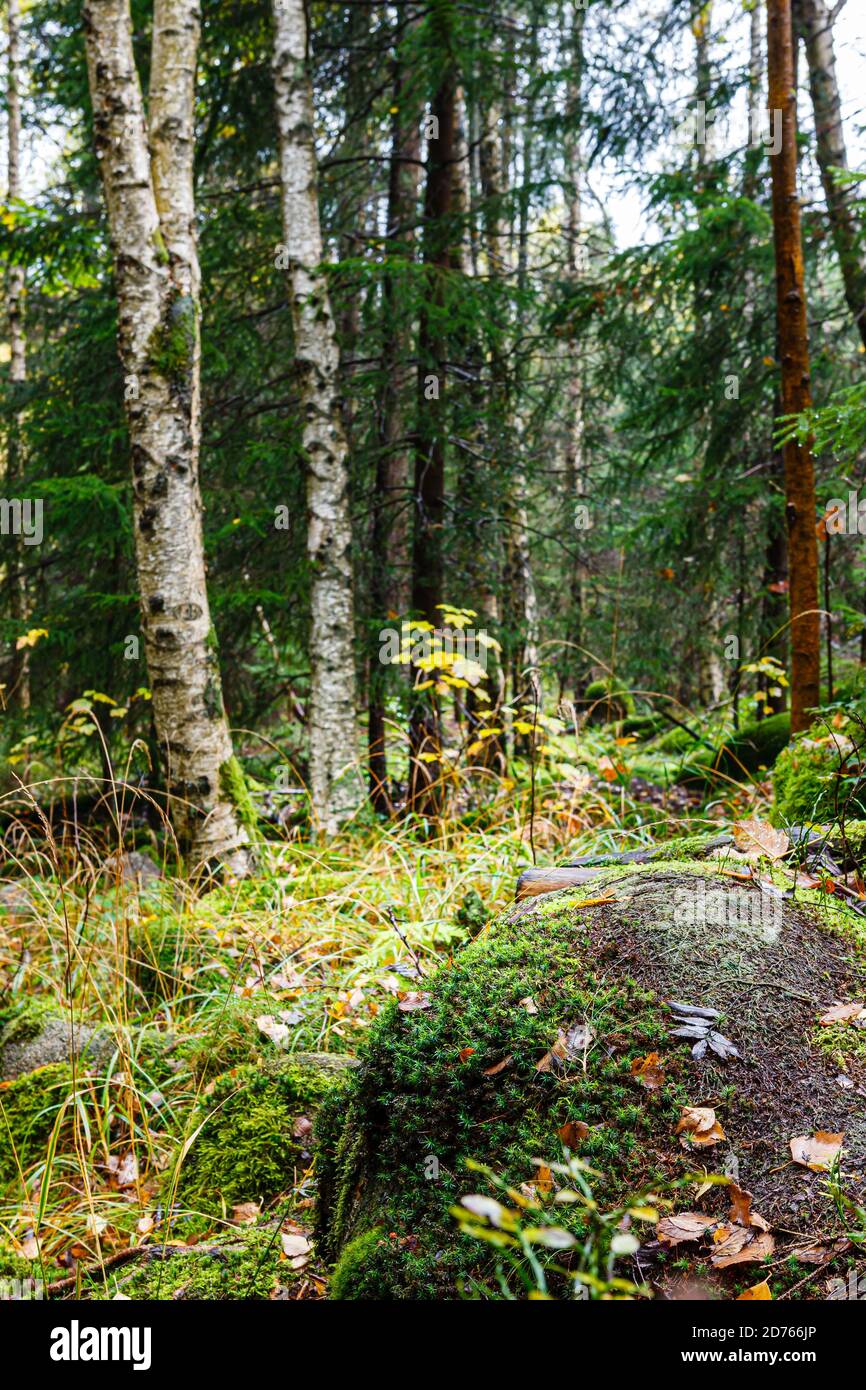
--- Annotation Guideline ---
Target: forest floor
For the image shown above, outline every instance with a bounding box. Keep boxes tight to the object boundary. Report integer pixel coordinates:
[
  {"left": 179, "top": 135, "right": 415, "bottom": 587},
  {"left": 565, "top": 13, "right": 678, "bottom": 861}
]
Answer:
[{"left": 2, "top": 712, "right": 864, "bottom": 1300}]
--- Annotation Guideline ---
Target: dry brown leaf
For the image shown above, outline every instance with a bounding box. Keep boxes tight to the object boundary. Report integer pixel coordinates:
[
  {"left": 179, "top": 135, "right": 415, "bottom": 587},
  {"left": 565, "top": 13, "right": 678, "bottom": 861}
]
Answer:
[
  {"left": 676, "top": 1105, "right": 726, "bottom": 1148},
  {"left": 790, "top": 1238, "right": 849, "bottom": 1266},
  {"left": 458, "top": 1046, "right": 475, "bottom": 1063},
  {"left": 231, "top": 1201, "right": 261, "bottom": 1225},
  {"left": 292, "top": 1115, "right": 313, "bottom": 1141},
  {"left": 737, "top": 1280, "right": 772, "bottom": 1300},
  {"left": 711, "top": 1228, "right": 774, "bottom": 1268},
  {"left": 397, "top": 991, "right": 432, "bottom": 1012},
  {"left": 482, "top": 1054, "right": 513, "bottom": 1076},
  {"left": 818, "top": 1001, "right": 865, "bottom": 1026},
  {"left": 558, "top": 1120, "right": 589, "bottom": 1147},
  {"left": 519, "top": 996, "right": 539, "bottom": 1014},
  {"left": 790, "top": 1131, "right": 843, "bottom": 1171},
  {"left": 728, "top": 1184, "right": 753, "bottom": 1227},
  {"left": 732, "top": 818, "right": 790, "bottom": 862},
  {"left": 630, "top": 1051, "right": 665, "bottom": 1091},
  {"left": 656, "top": 1212, "right": 717, "bottom": 1247}
]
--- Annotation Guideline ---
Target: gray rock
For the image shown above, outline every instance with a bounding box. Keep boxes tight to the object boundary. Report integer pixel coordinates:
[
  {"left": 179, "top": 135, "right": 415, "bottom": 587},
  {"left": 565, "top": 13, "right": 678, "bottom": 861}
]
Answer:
[
  {"left": 0, "top": 1015, "right": 115, "bottom": 1081},
  {"left": 102, "top": 852, "right": 162, "bottom": 886}
]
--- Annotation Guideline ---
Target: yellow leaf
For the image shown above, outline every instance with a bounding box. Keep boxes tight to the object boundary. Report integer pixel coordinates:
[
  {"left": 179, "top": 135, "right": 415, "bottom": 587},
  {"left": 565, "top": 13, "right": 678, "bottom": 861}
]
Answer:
[{"left": 737, "top": 1280, "right": 772, "bottom": 1300}]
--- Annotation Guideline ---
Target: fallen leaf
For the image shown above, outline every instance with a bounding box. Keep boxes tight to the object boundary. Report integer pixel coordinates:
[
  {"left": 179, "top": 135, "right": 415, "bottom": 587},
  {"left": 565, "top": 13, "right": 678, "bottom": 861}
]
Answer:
[
  {"left": 732, "top": 818, "right": 790, "bottom": 862},
  {"left": 398, "top": 991, "right": 432, "bottom": 1012},
  {"left": 676, "top": 1106, "right": 726, "bottom": 1148},
  {"left": 231, "top": 1201, "right": 261, "bottom": 1225},
  {"left": 255, "top": 1014, "right": 290, "bottom": 1049},
  {"left": 292, "top": 1115, "right": 313, "bottom": 1141},
  {"left": 818, "top": 1001, "right": 865, "bottom": 1026},
  {"left": 558, "top": 1120, "right": 589, "bottom": 1147},
  {"left": 519, "top": 996, "right": 538, "bottom": 1014},
  {"left": 656, "top": 1212, "right": 717, "bottom": 1247},
  {"left": 728, "top": 1184, "right": 753, "bottom": 1227},
  {"left": 280, "top": 1233, "right": 311, "bottom": 1259},
  {"left": 790, "top": 1131, "right": 843, "bottom": 1171},
  {"left": 712, "top": 1228, "right": 774, "bottom": 1268},
  {"left": 116, "top": 1151, "right": 138, "bottom": 1189},
  {"left": 630, "top": 1051, "right": 665, "bottom": 1091},
  {"left": 482, "top": 1054, "right": 513, "bottom": 1076},
  {"left": 737, "top": 1280, "right": 772, "bottom": 1300},
  {"left": 458, "top": 1046, "right": 475, "bottom": 1063},
  {"left": 535, "top": 1164, "right": 554, "bottom": 1196},
  {"left": 137, "top": 1214, "right": 155, "bottom": 1236}
]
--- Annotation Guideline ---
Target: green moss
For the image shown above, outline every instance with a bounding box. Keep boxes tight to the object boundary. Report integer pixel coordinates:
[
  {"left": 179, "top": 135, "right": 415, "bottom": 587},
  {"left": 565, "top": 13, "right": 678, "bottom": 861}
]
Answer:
[
  {"left": 316, "top": 892, "right": 682, "bottom": 1298},
  {"left": 152, "top": 228, "right": 170, "bottom": 266},
  {"left": 168, "top": 1060, "right": 333, "bottom": 1217},
  {"left": 85, "top": 1224, "right": 289, "bottom": 1301},
  {"left": 0, "top": 1062, "right": 72, "bottom": 1188},
  {"left": 219, "top": 756, "right": 259, "bottom": 835},
  {"left": 329, "top": 1228, "right": 424, "bottom": 1300},
  {"left": 582, "top": 677, "right": 635, "bottom": 723},
  {"left": 772, "top": 720, "right": 866, "bottom": 825},
  {"left": 0, "top": 997, "right": 60, "bottom": 1052},
  {"left": 146, "top": 294, "right": 196, "bottom": 382}
]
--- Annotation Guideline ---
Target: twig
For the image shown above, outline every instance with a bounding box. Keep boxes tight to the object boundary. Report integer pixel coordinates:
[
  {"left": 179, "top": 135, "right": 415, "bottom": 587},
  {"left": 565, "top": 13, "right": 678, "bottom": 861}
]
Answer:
[{"left": 386, "top": 906, "right": 425, "bottom": 979}]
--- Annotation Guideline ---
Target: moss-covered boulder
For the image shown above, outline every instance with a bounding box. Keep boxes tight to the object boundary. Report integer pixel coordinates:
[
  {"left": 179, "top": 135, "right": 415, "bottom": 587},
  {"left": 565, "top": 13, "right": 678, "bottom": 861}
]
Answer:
[
  {"left": 0, "top": 1062, "right": 73, "bottom": 1188},
  {"left": 168, "top": 1056, "right": 352, "bottom": 1219},
  {"left": 317, "top": 864, "right": 866, "bottom": 1299},
  {"left": 773, "top": 720, "right": 866, "bottom": 825},
  {"left": 581, "top": 677, "right": 635, "bottom": 725},
  {"left": 78, "top": 1223, "right": 301, "bottom": 1301},
  {"left": 0, "top": 1000, "right": 112, "bottom": 1081}
]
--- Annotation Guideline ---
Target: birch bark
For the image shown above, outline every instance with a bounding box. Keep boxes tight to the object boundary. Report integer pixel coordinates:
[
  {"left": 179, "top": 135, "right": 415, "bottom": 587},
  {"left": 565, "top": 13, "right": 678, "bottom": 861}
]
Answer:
[
  {"left": 6, "top": 0, "right": 30, "bottom": 711},
  {"left": 83, "top": 0, "right": 252, "bottom": 871},
  {"left": 272, "top": 0, "right": 361, "bottom": 834}
]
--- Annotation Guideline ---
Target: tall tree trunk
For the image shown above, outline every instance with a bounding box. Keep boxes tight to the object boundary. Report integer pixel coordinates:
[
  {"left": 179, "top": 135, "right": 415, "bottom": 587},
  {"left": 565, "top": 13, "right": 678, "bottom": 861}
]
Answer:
[
  {"left": 82, "top": 0, "right": 252, "bottom": 872},
  {"left": 408, "top": 11, "right": 455, "bottom": 815},
  {"left": 794, "top": 0, "right": 866, "bottom": 347},
  {"left": 368, "top": 37, "right": 421, "bottom": 813},
  {"left": 272, "top": 0, "right": 361, "bottom": 835},
  {"left": 6, "top": 0, "right": 29, "bottom": 712},
  {"left": 767, "top": 0, "right": 820, "bottom": 733},
  {"left": 562, "top": 0, "right": 586, "bottom": 702}
]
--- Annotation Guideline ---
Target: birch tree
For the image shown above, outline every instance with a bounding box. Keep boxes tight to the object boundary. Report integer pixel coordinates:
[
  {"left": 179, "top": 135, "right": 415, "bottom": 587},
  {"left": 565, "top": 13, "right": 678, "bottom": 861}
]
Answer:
[
  {"left": 272, "top": 0, "right": 361, "bottom": 835},
  {"left": 82, "top": 0, "right": 252, "bottom": 871},
  {"left": 6, "top": 0, "right": 30, "bottom": 711}
]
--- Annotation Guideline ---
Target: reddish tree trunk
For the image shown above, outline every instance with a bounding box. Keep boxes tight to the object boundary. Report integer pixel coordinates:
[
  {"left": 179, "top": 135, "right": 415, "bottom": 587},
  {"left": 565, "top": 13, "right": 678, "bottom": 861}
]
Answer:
[{"left": 767, "top": 0, "right": 820, "bottom": 733}]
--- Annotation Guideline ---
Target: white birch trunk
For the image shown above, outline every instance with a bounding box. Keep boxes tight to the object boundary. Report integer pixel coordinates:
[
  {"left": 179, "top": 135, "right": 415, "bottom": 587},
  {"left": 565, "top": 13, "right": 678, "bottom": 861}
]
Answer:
[
  {"left": 82, "top": 0, "right": 252, "bottom": 872},
  {"left": 271, "top": 0, "right": 361, "bottom": 835},
  {"left": 6, "top": 0, "right": 30, "bottom": 710}
]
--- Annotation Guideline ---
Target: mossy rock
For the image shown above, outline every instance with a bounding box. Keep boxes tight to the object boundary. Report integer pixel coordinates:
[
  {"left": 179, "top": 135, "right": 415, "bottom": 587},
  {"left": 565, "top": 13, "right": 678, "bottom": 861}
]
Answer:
[
  {"left": 581, "top": 677, "right": 635, "bottom": 725},
  {"left": 0, "top": 1000, "right": 113, "bottom": 1082},
  {"left": 317, "top": 865, "right": 866, "bottom": 1299},
  {"left": 167, "top": 1057, "right": 348, "bottom": 1219},
  {"left": 80, "top": 1223, "right": 297, "bottom": 1301},
  {"left": 619, "top": 712, "right": 667, "bottom": 740},
  {"left": 772, "top": 719, "right": 866, "bottom": 825},
  {"left": 0, "top": 1062, "right": 73, "bottom": 1188}
]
